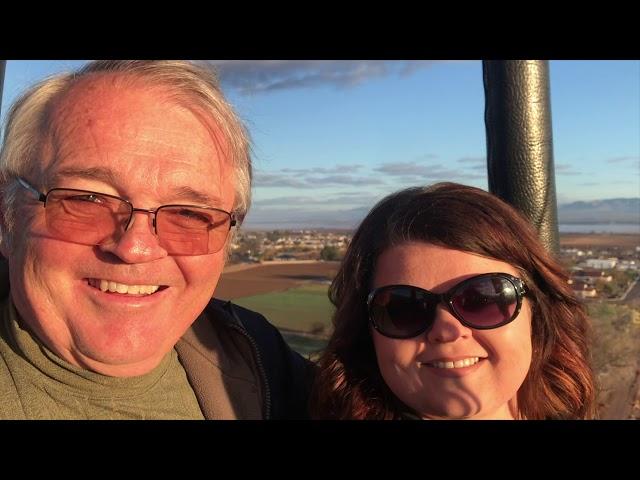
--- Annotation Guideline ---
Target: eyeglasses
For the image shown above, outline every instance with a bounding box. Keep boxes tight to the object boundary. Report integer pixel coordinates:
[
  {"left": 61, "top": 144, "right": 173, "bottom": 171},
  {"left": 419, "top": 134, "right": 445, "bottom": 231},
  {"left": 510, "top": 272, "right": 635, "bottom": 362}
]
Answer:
[
  {"left": 367, "top": 273, "right": 528, "bottom": 339},
  {"left": 17, "top": 177, "right": 236, "bottom": 256}
]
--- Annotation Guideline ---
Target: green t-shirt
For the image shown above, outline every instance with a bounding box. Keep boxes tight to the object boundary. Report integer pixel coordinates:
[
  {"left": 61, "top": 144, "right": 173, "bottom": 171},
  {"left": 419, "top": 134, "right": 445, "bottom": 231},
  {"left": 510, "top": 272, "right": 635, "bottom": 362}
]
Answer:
[{"left": 0, "top": 297, "right": 204, "bottom": 419}]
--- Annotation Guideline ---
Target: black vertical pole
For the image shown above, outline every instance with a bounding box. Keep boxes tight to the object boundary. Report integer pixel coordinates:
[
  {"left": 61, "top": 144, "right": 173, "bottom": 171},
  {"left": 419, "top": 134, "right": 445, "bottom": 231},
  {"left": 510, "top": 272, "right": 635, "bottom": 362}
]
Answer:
[
  {"left": 483, "top": 60, "right": 560, "bottom": 254},
  {"left": 0, "top": 61, "right": 6, "bottom": 115}
]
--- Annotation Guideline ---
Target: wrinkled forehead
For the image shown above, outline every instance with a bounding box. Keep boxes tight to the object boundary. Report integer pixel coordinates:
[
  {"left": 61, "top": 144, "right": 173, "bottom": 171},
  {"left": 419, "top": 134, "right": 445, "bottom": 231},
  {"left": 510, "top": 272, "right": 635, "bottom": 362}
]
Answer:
[
  {"left": 31, "top": 74, "right": 235, "bottom": 208},
  {"left": 38, "top": 73, "right": 232, "bottom": 176}
]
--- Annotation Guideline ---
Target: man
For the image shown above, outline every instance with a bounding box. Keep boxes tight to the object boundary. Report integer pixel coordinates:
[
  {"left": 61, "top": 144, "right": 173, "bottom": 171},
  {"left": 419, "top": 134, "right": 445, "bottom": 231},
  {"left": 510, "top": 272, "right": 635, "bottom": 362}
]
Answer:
[{"left": 0, "top": 60, "right": 312, "bottom": 419}]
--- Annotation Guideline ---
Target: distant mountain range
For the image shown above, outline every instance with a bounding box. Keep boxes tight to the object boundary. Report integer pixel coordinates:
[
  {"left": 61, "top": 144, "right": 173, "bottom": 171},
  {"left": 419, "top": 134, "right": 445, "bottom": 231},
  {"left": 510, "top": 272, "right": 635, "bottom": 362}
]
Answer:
[
  {"left": 244, "top": 198, "right": 639, "bottom": 230},
  {"left": 558, "top": 198, "right": 639, "bottom": 224}
]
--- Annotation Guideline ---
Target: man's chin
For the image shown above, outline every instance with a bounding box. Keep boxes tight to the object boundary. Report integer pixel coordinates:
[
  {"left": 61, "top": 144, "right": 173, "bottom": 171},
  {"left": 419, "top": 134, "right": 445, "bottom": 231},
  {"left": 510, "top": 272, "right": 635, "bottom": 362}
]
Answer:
[
  {"left": 72, "top": 346, "right": 172, "bottom": 377},
  {"left": 68, "top": 326, "right": 179, "bottom": 377}
]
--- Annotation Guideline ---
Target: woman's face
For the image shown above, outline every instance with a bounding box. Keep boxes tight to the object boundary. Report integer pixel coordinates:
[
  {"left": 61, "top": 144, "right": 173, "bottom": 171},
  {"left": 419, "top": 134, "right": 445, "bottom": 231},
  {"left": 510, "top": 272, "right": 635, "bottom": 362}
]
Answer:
[{"left": 371, "top": 242, "right": 533, "bottom": 419}]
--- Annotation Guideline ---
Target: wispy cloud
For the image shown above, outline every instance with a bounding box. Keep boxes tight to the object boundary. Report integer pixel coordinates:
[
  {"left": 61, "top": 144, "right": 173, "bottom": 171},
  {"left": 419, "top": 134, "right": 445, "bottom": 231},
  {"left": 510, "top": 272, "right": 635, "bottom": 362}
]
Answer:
[
  {"left": 375, "top": 161, "right": 484, "bottom": 181},
  {"left": 457, "top": 156, "right": 486, "bottom": 164},
  {"left": 311, "top": 175, "right": 384, "bottom": 186},
  {"left": 337, "top": 191, "right": 375, "bottom": 197},
  {"left": 280, "top": 164, "right": 363, "bottom": 174},
  {"left": 376, "top": 162, "right": 433, "bottom": 176},
  {"left": 207, "top": 60, "right": 441, "bottom": 95},
  {"left": 457, "top": 156, "right": 487, "bottom": 173},
  {"left": 605, "top": 156, "right": 640, "bottom": 164},
  {"left": 555, "top": 163, "right": 582, "bottom": 175},
  {"left": 254, "top": 171, "right": 383, "bottom": 188},
  {"left": 253, "top": 173, "right": 308, "bottom": 188},
  {"left": 257, "top": 193, "right": 380, "bottom": 207}
]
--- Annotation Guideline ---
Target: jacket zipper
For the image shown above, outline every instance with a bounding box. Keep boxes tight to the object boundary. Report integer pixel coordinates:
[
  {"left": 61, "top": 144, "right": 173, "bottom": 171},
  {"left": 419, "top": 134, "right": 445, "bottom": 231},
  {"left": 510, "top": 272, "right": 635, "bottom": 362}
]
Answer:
[{"left": 228, "top": 323, "right": 272, "bottom": 420}]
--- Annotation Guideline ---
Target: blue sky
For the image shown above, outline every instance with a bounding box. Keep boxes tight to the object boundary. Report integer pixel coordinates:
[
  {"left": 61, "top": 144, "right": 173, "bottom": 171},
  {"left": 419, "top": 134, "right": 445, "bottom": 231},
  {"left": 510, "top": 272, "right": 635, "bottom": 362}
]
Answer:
[{"left": 1, "top": 60, "right": 638, "bottom": 229}]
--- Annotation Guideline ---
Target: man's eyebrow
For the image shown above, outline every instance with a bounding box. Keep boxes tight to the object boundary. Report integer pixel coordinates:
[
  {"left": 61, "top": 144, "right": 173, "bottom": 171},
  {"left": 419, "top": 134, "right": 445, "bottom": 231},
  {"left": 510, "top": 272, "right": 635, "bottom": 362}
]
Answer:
[
  {"left": 50, "top": 166, "right": 119, "bottom": 188},
  {"left": 169, "top": 186, "right": 221, "bottom": 207},
  {"left": 49, "top": 167, "right": 222, "bottom": 207}
]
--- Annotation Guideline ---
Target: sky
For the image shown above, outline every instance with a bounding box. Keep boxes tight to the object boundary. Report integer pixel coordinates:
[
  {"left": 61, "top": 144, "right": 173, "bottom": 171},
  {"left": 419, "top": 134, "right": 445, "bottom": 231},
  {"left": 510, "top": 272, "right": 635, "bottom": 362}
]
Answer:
[{"left": 1, "top": 60, "right": 638, "bottom": 229}]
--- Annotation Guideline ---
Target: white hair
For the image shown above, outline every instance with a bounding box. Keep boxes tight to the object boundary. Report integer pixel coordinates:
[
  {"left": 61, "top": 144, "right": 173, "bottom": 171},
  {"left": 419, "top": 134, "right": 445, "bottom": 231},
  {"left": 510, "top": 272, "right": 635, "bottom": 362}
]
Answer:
[{"left": 0, "top": 60, "right": 252, "bottom": 249}]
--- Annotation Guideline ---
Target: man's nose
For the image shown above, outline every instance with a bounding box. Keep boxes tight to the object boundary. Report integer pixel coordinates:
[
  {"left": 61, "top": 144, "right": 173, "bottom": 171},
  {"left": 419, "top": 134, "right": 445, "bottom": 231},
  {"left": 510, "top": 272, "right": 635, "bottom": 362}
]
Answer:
[
  {"left": 99, "top": 211, "right": 168, "bottom": 263},
  {"left": 425, "top": 304, "right": 472, "bottom": 344}
]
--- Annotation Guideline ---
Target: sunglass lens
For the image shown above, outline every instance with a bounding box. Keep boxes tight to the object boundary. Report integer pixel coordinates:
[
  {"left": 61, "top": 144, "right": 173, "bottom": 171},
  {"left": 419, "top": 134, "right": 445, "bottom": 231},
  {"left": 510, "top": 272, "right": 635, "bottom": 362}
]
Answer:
[
  {"left": 451, "top": 276, "right": 517, "bottom": 328},
  {"left": 370, "top": 287, "right": 436, "bottom": 338}
]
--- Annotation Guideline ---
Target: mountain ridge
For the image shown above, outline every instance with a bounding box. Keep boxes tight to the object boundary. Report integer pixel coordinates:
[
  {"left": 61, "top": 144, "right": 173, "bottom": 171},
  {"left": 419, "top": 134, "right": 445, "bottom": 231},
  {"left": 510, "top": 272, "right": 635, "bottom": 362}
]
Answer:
[{"left": 244, "top": 197, "right": 640, "bottom": 229}]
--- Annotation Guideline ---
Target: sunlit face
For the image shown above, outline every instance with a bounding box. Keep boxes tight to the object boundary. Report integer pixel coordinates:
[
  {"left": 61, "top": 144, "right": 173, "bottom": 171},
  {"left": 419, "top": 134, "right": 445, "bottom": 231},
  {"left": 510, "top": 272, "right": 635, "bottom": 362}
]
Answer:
[
  {"left": 371, "top": 242, "right": 532, "bottom": 419},
  {"left": 1, "top": 75, "right": 236, "bottom": 377}
]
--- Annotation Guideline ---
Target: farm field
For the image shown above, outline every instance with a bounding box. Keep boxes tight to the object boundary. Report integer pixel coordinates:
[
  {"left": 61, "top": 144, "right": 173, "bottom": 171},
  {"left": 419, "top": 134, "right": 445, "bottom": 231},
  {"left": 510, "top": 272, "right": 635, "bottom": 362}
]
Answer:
[
  {"left": 232, "top": 284, "right": 334, "bottom": 335},
  {"left": 559, "top": 233, "right": 638, "bottom": 248},
  {"left": 215, "top": 260, "right": 340, "bottom": 301}
]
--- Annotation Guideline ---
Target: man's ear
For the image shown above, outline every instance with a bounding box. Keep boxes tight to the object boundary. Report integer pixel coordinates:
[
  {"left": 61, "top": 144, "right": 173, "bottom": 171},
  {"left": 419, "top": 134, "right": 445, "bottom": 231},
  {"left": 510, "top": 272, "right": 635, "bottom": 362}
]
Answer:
[
  {"left": 0, "top": 188, "right": 10, "bottom": 300},
  {"left": 0, "top": 191, "right": 11, "bottom": 299},
  {"left": 0, "top": 192, "right": 10, "bottom": 259}
]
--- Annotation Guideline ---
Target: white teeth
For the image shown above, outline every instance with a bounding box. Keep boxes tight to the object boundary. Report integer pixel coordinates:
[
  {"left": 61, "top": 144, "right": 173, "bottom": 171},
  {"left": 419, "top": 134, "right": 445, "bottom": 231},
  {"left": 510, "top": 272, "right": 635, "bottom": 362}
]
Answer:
[
  {"left": 428, "top": 357, "right": 481, "bottom": 369},
  {"left": 89, "top": 279, "right": 161, "bottom": 295}
]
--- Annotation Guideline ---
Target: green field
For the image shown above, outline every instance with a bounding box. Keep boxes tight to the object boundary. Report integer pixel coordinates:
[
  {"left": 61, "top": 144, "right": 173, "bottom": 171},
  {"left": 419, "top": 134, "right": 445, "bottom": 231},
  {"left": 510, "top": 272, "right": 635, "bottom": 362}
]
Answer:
[
  {"left": 281, "top": 332, "right": 328, "bottom": 359},
  {"left": 232, "top": 284, "right": 335, "bottom": 335}
]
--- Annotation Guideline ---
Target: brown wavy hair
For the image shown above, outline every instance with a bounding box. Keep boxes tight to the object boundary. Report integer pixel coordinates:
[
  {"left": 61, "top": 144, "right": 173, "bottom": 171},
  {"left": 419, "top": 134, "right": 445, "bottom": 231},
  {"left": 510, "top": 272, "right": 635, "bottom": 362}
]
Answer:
[{"left": 309, "top": 182, "right": 597, "bottom": 419}]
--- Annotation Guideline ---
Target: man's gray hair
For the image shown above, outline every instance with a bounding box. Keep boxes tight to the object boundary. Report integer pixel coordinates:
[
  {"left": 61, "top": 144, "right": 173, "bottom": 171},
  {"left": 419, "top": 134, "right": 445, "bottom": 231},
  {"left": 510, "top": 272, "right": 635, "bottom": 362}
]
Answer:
[{"left": 0, "top": 60, "right": 252, "bottom": 249}]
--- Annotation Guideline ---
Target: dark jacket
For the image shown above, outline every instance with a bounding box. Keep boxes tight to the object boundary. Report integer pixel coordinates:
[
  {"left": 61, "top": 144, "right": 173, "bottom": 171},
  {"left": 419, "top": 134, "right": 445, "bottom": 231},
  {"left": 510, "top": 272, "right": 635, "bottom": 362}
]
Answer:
[{"left": 198, "top": 298, "right": 314, "bottom": 419}]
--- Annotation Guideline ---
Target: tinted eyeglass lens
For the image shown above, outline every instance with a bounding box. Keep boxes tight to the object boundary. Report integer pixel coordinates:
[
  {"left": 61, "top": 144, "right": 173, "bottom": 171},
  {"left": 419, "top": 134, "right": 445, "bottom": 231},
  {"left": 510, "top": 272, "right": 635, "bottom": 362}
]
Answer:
[
  {"left": 370, "top": 287, "right": 437, "bottom": 338},
  {"left": 450, "top": 276, "right": 517, "bottom": 327},
  {"left": 44, "top": 191, "right": 232, "bottom": 255},
  {"left": 157, "top": 206, "right": 231, "bottom": 255},
  {"left": 45, "top": 190, "right": 130, "bottom": 245}
]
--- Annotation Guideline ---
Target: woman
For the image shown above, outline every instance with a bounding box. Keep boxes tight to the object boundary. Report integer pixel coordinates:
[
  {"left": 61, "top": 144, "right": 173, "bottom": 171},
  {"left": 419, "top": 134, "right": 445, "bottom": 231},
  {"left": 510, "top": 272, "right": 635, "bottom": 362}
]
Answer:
[{"left": 310, "top": 183, "right": 596, "bottom": 419}]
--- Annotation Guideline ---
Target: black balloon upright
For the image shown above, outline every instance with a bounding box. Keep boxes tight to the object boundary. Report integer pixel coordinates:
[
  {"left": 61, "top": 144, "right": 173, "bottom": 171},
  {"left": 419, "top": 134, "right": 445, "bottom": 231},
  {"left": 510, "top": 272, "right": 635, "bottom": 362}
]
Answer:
[{"left": 483, "top": 60, "right": 560, "bottom": 254}]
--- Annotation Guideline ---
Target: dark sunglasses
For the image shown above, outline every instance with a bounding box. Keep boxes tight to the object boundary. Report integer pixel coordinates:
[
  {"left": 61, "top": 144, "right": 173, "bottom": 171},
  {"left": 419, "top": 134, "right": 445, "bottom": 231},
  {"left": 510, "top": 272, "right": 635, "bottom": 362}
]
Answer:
[{"left": 367, "top": 273, "right": 528, "bottom": 339}]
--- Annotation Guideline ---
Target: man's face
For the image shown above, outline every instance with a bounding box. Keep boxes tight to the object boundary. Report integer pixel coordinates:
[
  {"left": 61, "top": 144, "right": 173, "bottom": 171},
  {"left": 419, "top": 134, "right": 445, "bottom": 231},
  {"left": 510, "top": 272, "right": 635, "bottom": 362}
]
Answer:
[{"left": 3, "top": 76, "right": 236, "bottom": 377}]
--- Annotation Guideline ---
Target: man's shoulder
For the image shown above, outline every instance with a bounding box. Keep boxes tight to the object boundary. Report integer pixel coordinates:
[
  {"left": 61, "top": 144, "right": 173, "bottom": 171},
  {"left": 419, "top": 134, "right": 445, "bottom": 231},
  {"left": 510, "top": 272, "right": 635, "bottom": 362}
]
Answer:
[
  {"left": 208, "top": 297, "right": 268, "bottom": 321},
  {"left": 206, "top": 298, "right": 281, "bottom": 339},
  {"left": 205, "top": 297, "right": 312, "bottom": 370},
  {"left": 204, "top": 298, "right": 313, "bottom": 419}
]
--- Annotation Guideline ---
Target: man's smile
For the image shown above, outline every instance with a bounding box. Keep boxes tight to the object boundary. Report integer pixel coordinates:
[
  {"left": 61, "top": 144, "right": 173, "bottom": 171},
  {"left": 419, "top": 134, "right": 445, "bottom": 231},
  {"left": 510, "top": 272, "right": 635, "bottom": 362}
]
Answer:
[{"left": 86, "top": 278, "right": 167, "bottom": 295}]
